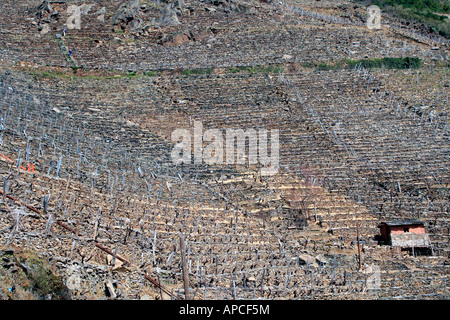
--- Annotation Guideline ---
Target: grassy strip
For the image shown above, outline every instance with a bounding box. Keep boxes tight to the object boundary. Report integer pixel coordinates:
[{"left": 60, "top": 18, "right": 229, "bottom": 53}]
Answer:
[
  {"left": 179, "top": 64, "right": 283, "bottom": 75},
  {"left": 302, "top": 57, "right": 423, "bottom": 70},
  {"left": 31, "top": 69, "right": 158, "bottom": 80},
  {"left": 180, "top": 68, "right": 214, "bottom": 75},
  {"left": 346, "top": 57, "right": 423, "bottom": 69},
  {"left": 30, "top": 57, "right": 426, "bottom": 81}
]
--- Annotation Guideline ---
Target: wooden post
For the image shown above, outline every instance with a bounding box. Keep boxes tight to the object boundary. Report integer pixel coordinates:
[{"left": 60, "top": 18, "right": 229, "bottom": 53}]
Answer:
[
  {"left": 314, "top": 201, "right": 317, "bottom": 222},
  {"left": 443, "top": 264, "right": 446, "bottom": 294},
  {"left": 180, "top": 233, "right": 189, "bottom": 300},
  {"left": 157, "top": 272, "right": 164, "bottom": 300},
  {"left": 260, "top": 267, "right": 266, "bottom": 296},
  {"left": 357, "top": 222, "right": 361, "bottom": 270},
  {"left": 2, "top": 172, "right": 12, "bottom": 203}
]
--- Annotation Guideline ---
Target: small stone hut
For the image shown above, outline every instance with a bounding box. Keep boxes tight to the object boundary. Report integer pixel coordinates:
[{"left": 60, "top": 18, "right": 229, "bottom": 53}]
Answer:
[{"left": 377, "top": 220, "right": 431, "bottom": 249}]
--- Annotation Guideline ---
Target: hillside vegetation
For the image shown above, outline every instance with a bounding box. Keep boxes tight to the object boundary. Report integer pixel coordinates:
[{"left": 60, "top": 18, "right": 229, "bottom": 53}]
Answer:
[{"left": 358, "top": 0, "right": 450, "bottom": 37}]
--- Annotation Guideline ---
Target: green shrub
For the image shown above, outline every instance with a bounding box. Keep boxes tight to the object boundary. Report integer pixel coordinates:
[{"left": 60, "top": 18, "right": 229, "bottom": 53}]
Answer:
[
  {"left": 228, "top": 66, "right": 249, "bottom": 73},
  {"left": 302, "top": 62, "right": 316, "bottom": 68},
  {"left": 347, "top": 57, "right": 423, "bottom": 69},
  {"left": 316, "top": 62, "right": 337, "bottom": 71},
  {"left": 10, "top": 250, "right": 71, "bottom": 300},
  {"left": 29, "top": 261, "right": 69, "bottom": 299},
  {"left": 181, "top": 68, "right": 213, "bottom": 75}
]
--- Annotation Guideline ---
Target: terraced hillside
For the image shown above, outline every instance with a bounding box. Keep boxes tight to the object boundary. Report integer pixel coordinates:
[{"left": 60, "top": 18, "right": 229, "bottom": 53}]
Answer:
[{"left": 0, "top": 0, "right": 448, "bottom": 300}]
